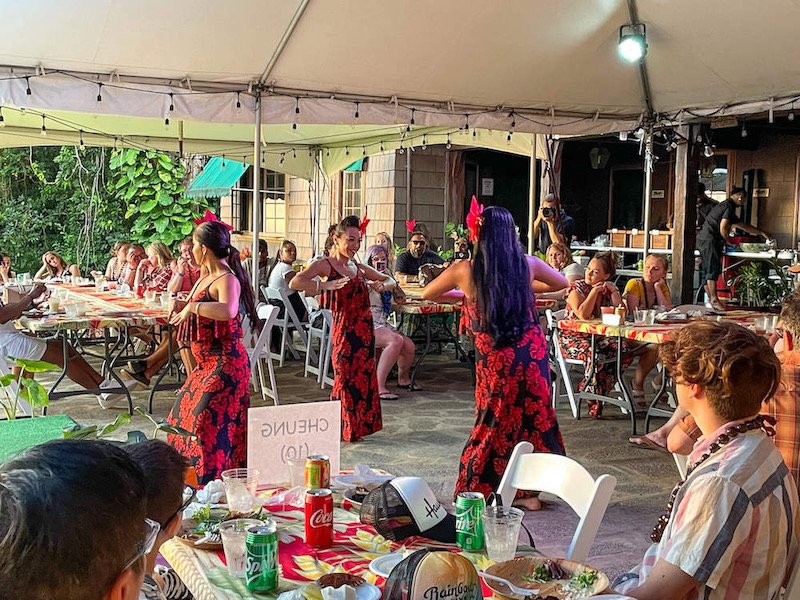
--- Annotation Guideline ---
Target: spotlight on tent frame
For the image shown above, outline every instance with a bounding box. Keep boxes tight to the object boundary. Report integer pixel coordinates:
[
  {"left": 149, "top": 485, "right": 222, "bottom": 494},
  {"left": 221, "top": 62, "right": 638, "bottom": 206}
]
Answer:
[{"left": 618, "top": 23, "right": 647, "bottom": 63}]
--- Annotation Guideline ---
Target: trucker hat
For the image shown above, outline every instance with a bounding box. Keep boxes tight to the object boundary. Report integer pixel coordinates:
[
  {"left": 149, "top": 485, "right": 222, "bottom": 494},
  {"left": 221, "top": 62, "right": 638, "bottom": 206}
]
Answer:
[{"left": 383, "top": 550, "right": 483, "bottom": 600}]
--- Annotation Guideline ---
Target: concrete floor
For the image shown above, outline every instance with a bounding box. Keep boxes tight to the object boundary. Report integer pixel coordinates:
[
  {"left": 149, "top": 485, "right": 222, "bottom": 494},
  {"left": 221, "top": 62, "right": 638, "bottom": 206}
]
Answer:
[{"left": 38, "top": 346, "right": 678, "bottom": 581}]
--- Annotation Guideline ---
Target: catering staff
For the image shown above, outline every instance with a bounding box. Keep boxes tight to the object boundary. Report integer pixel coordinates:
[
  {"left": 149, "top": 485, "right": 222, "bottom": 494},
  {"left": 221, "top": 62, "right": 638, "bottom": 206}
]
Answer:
[{"left": 697, "top": 187, "right": 771, "bottom": 311}]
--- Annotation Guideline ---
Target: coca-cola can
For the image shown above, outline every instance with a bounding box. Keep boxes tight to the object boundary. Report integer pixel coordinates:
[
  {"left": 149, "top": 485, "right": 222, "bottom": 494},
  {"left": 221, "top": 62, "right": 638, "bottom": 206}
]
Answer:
[{"left": 305, "top": 488, "right": 333, "bottom": 548}]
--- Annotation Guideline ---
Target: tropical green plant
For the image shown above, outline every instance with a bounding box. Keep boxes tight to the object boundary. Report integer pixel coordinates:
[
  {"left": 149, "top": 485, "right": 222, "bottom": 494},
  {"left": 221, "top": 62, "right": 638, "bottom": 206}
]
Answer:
[
  {"left": 730, "top": 260, "right": 794, "bottom": 307},
  {"left": 0, "top": 357, "right": 59, "bottom": 419},
  {"left": 109, "top": 148, "right": 211, "bottom": 246},
  {"left": 62, "top": 405, "right": 196, "bottom": 442}
]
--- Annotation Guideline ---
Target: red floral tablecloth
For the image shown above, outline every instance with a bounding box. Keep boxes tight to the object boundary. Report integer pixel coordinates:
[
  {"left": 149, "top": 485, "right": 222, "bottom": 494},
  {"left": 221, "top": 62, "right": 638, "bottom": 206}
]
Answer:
[{"left": 16, "top": 284, "right": 169, "bottom": 333}]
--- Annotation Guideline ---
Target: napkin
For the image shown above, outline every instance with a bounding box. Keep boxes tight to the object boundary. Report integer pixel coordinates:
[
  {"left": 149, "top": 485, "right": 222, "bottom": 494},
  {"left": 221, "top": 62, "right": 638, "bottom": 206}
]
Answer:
[
  {"left": 196, "top": 479, "right": 225, "bottom": 503},
  {"left": 321, "top": 585, "right": 357, "bottom": 600}
]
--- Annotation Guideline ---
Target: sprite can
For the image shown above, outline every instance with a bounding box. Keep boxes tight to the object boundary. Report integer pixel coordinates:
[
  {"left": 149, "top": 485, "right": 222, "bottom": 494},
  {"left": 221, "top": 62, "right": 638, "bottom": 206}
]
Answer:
[
  {"left": 455, "top": 491, "right": 485, "bottom": 551},
  {"left": 245, "top": 521, "right": 279, "bottom": 592}
]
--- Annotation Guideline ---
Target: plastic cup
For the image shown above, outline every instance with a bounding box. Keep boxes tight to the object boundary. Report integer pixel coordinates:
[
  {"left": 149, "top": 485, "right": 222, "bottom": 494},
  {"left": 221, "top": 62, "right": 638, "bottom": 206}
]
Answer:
[
  {"left": 634, "top": 308, "right": 647, "bottom": 325},
  {"left": 482, "top": 506, "right": 524, "bottom": 562},
  {"left": 754, "top": 316, "right": 768, "bottom": 335},
  {"left": 160, "top": 291, "right": 171, "bottom": 306},
  {"left": 219, "top": 518, "right": 265, "bottom": 578},
  {"left": 644, "top": 309, "right": 656, "bottom": 326},
  {"left": 221, "top": 468, "right": 261, "bottom": 513},
  {"left": 286, "top": 457, "right": 306, "bottom": 488},
  {"left": 48, "top": 298, "right": 61, "bottom": 313},
  {"left": 144, "top": 289, "right": 157, "bottom": 304},
  {"left": 600, "top": 306, "right": 614, "bottom": 315}
]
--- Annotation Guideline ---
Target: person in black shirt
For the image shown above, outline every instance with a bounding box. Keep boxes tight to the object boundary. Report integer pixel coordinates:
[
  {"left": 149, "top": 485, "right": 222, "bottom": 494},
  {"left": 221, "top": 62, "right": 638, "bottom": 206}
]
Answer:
[
  {"left": 532, "top": 194, "right": 575, "bottom": 253},
  {"left": 394, "top": 232, "right": 444, "bottom": 277},
  {"left": 696, "top": 187, "right": 770, "bottom": 311},
  {"left": 696, "top": 183, "right": 715, "bottom": 230}
]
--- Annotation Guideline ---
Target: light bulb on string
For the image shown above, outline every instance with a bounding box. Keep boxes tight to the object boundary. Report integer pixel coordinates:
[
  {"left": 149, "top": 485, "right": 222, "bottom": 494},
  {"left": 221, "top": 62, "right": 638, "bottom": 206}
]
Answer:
[
  {"left": 236, "top": 92, "right": 241, "bottom": 109},
  {"left": 326, "top": 148, "right": 331, "bottom": 157},
  {"left": 421, "top": 135, "right": 427, "bottom": 150},
  {"left": 464, "top": 114, "right": 469, "bottom": 131},
  {"left": 362, "top": 146, "right": 367, "bottom": 156},
  {"left": 354, "top": 102, "right": 359, "bottom": 119},
  {"left": 507, "top": 131, "right": 512, "bottom": 143},
  {"left": 113, "top": 136, "right": 118, "bottom": 151},
  {"left": 79, "top": 130, "right": 85, "bottom": 149},
  {"left": 790, "top": 102, "right": 795, "bottom": 121},
  {"left": 380, "top": 142, "right": 385, "bottom": 152},
  {"left": 96, "top": 83, "right": 103, "bottom": 102},
  {"left": 164, "top": 116, "right": 170, "bottom": 126},
  {"left": 293, "top": 96, "right": 300, "bottom": 129},
  {"left": 0, "top": 106, "right": 5, "bottom": 128},
  {"left": 40, "top": 114, "right": 46, "bottom": 137},
  {"left": 26, "top": 77, "right": 31, "bottom": 96},
  {"left": 280, "top": 153, "right": 285, "bottom": 165},
  {"left": 221, "top": 154, "right": 226, "bottom": 168},
  {"left": 741, "top": 123, "right": 748, "bottom": 138},
  {"left": 446, "top": 134, "right": 452, "bottom": 150},
  {"left": 345, "top": 147, "right": 350, "bottom": 156},
  {"left": 703, "top": 143, "right": 715, "bottom": 158},
  {"left": 398, "top": 143, "right": 404, "bottom": 154},
  {"left": 292, "top": 149, "right": 296, "bottom": 158},
  {"left": 169, "top": 93, "right": 174, "bottom": 112}
]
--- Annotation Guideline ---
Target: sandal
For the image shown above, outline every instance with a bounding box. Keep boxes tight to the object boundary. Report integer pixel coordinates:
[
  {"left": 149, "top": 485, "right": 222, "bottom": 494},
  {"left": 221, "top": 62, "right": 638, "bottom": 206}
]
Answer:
[
  {"left": 628, "top": 435, "right": 669, "bottom": 454},
  {"left": 379, "top": 392, "right": 400, "bottom": 401},
  {"left": 397, "top": 382, "right": 423, "bottom": 391},
  {"left": 631, "top": 387, "right": 648, "bottom": 410}
]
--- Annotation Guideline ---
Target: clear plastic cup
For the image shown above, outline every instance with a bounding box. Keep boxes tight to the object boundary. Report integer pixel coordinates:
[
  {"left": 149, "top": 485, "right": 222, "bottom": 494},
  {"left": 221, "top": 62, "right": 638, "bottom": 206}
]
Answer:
[
  {"left": 634, "top": 308, "right": 647, "bottom": 325},
  {"left": 482, "top": 506, "right": 524, "bottom": 562},
  {"left": 219, "top": 518, "right": 265, "bottom": 577},
  {"left": 144, "top": 289, "right": 157, "bottom": 304},
  {"left": 286, "top": 457, "right": 306, "bottom": 488},
  {"left": 221, "top": 468, "right": 261, "bottom": 513},
  {"left": 644, "top": 309, "right": 656, "bottom": 326}
]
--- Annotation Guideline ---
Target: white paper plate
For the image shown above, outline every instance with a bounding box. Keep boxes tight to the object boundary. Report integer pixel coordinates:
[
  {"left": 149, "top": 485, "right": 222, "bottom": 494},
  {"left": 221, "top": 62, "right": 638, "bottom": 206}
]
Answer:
[
  {"left": 356, "top": 583, "right": 381, "bottom": 600},
  {"left": 369, "top": 552, "right": 405, "bottom": 578}
]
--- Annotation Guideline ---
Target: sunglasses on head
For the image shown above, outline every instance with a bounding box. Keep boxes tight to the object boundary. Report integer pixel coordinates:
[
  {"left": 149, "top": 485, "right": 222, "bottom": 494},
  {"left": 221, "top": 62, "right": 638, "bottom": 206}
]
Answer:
[{"left": 121, "top": 518, "right": 161, "bottom": 573}]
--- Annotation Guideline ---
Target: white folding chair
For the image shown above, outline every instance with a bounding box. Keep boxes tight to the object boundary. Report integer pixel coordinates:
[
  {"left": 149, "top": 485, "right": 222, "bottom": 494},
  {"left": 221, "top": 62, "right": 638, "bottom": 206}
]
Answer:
[
  {"left": 261, "top": 285, "right": 301, "bottom": 366},
  {"left": 305, "top": 308, "right": 332, "bottom": 383},
  {"left": 497, "top": 441, "right": 617, "bottom": 563},
  {"left": 241, "top": 303, "right": 281, "bottom": 405},
  {"left": 279, "top": 287, "right": 313, "bottom": 363},
  {"left": 0, "top": 353, "right": 30, "bottom": 418}
]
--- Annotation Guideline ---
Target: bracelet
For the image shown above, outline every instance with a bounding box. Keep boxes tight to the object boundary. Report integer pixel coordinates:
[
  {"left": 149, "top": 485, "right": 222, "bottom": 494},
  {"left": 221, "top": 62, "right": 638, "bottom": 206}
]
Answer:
[{"left": 177, "top": 272, "right": 185, "bottom": 277}]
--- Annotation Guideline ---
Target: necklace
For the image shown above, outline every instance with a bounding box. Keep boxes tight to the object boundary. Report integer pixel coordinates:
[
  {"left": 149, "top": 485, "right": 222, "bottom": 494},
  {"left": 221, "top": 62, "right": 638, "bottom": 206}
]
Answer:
[{"left": 650, "top": 414, "right": 776, "bottom": 543}]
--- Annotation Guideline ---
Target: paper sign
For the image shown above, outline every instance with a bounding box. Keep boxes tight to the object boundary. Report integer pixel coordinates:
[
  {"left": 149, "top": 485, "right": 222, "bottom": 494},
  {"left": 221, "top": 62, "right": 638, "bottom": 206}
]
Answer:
[
  {"left": 247, "top": 402, "right": 341, "bottom": 484},
  {"left": 651, "top": 189, "right": 665, "bottom": 199},
  {"left": 481, "top": 178, "right": 494, "bottom": 196}
]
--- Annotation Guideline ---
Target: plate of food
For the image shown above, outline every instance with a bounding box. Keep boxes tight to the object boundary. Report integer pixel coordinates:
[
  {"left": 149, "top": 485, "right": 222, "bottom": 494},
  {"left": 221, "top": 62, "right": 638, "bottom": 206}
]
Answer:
[
  {"left": 368, "top": 551, "right": 407, "bottom": 578},
  {"left": 482, "top": 556, "right": 608, "bottom": 600},
  {"left": 317, "top": 574, "right": 381, "bottom": 600},
  {"left": 331, "top": 469, "right": 394, "bottom": 490},
  {"left": 176, "top": 505, "right": 264, "bottom": 551},
  {"left": 342, "top": 486, "right": 371, "bottom": 509}
]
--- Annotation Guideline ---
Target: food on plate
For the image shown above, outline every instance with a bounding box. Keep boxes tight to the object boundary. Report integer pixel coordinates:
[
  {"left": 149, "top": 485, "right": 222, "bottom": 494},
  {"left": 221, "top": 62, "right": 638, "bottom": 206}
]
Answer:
[
  {"left": 317, "top": 573, "right": 366, "bottom": 588},
  {"left": 177, "top": 505, "right": 264, "bottom": 549},
  {"left": 484, "top": 556, "right": 608, "bottom": 600},
  {"left": 351, "top": 486, "right": 370, "bottom": 503},
  {"left": 522, "top": 559, "right": 567, "bottom": 583}
]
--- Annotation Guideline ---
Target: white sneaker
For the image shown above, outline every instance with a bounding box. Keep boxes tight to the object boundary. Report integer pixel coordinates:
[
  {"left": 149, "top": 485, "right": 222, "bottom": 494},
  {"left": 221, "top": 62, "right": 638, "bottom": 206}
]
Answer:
[{"left": 96, "top": 378, "right": 137, "bottom": 409}]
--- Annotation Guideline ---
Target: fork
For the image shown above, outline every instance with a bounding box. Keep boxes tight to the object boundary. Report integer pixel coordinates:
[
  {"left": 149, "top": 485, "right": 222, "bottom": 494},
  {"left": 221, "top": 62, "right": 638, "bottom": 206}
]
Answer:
[{"left": 478, "top": 571, "right": 540, "bottom": 598}]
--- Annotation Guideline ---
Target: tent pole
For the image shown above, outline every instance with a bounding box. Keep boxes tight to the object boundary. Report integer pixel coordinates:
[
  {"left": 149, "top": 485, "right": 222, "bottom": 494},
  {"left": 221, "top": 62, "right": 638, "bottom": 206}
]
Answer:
[
  {"left": 528, "top": 135, "right": 537, "bottom": 255},
  {"left": 313, "top": 150, "right": 322, "bottom": 256},
  {"left": 251, "top": 92, "right": 262, "bottom": 292},
  {"left": 642, "top": 125, "right": 654, "bottom": 257}
]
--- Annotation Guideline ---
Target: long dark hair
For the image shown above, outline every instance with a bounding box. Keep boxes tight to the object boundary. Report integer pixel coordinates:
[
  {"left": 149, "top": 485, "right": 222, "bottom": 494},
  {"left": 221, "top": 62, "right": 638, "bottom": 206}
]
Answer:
[
  {"left": 472, "top": 206, "right": 534, "bottom": 348},
  {"left": 194, "top": 221, "right": 258, "bottom": 328},
  {"left": 266, "top": 240, "right": 296, "bottom": 282}
]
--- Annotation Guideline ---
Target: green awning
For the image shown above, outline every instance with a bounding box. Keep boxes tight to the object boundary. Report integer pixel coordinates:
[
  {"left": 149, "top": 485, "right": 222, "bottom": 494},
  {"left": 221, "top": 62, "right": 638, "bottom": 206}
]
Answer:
[
  {"left": 185, "top": 157, "right": 249, "bottom": 198},
  {"left": 343, "top": 157, "right": 365, "bottom": 172}
]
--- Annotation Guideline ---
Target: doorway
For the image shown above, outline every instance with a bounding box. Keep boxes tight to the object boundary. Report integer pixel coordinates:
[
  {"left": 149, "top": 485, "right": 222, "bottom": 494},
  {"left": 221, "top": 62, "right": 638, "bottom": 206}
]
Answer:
[{"left": 609, "top": 168, "right": 644, "bottom": 228}]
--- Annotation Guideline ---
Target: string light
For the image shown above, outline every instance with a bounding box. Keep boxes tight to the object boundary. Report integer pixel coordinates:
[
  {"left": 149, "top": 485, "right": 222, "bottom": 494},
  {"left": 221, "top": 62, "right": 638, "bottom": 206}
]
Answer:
[
  {"left": 308, "top": 148, "right": 313, "bottom": 157},
  {"left": 326, "top": 148, "right": 331, "bottom": 157},
  {"left": 293, "top": 96, "right": 300, "bottom": 130},
  {"left": 380, "top": 141, "right": 385, "bottom": 152},
  {"left": 362, "top": 146, "right": 367, "bottom": 156},
  {"left": 96, "top": 83, "right": 102, "bottom": 102},
  {"left": 407, "top": 108, "right": 415, "bottom": 132},
  {"left": 113, "top": 136, "right": 118, "bottom": 151},
  {"left": 398, "top": 142, "right": 404, "bottom": 154},
  {"left": 79, "top": 129, "right": 85, "bottom": 149},
  {"left": 40, "top": 114, "right": 46, "bottom": 137},
  {"left": 345, "top": 147, "right": 350, "bottom": 156},
  {"left": 507, "top": 131, "right": 513, "bottom": 143},
  {"left": 0, "top": 107, "right": 5, "bottom": 128},
  {"left": 789, "top": 102, "right": 795, "bottom": 121},
  {"left": 280, "top": 153, "right": 285, "bottom": 164},
  {"left": 164, "top": 116, "right": 170, "bottom": 126},
  {"left": 464, "top": 114, "right": 470, "bottom": 130},
  {"left": 354, "top": 102, "right": 359, "bottom": 119},
  {"left": 472, "top": 128, "right": 477, "bottom": 138},
  {"left": 221, "top": 154, "right": 226, "bottom": 168},
  {"left": 236, "top": 92, "right": 241, "bottom": 109},
  {"left": 421, "top": 135, "right": 427, "bottom": 150},
  {"left": 741, "top": 122, "right": 748, "bottom": 138},
  {"left": 25, "top": 77, "right": 31, "bottom": 96},
  {"left": 169, "top": 93, "right": 174, "bottom": 112},
  {"left": 446, "top": 134, "right": 452, "bottom": 150},
  {"left": 292, "top": 148, "right": 296, "bottom": 158}
]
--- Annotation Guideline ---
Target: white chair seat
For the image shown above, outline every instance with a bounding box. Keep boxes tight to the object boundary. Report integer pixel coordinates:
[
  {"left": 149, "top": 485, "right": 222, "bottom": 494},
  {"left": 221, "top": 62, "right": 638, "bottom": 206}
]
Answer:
[{"left": 497, "top": 441, "right": 616, "bottom": 563}]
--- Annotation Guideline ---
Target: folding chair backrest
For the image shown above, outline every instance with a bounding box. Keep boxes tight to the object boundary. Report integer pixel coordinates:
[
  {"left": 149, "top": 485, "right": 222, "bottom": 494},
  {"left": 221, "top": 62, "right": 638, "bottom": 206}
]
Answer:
[
  {"left": 279, "top": 287, "right": 307, "bottom": 335},
  {"left": 249, "top": 304, "right": 278, "bottom": 367},
  {"left": 497, "top": 441, "right": 616, "bottom": 563}
]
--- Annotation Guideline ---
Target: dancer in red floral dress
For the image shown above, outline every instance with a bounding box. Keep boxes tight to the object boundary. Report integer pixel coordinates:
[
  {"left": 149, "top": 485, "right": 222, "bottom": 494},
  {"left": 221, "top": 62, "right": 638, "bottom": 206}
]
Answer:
[
  {"left": 292, "top": 215, "right": 395, "bottom": 441},
  {"left": 167, "top": 214, "right": 260, "bottom": 484},
  {"left": 423, "top": 201, "right": 568, "bottom": 509}
]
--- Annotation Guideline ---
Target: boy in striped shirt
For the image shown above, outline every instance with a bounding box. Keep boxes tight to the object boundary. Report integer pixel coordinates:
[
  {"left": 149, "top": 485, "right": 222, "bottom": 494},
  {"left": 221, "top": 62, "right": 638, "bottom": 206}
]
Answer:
[{"left": 615, "top": 321, "right": 799, "bottom": 599}]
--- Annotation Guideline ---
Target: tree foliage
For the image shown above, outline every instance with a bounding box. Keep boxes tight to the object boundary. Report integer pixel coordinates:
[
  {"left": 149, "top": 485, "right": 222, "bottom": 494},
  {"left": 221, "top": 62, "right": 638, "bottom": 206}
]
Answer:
[{"left": 109, "top": 148, "right": 210, "bottom": 246}]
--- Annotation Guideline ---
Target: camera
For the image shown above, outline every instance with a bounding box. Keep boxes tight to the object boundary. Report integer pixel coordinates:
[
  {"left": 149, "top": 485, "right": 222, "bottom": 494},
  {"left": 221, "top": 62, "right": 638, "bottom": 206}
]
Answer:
[
  {"left": 453, "top": 251, "right": 469, "bottom": 260},
  {"left": 541, "top": 207, "right": 554, "bottom": 218}
]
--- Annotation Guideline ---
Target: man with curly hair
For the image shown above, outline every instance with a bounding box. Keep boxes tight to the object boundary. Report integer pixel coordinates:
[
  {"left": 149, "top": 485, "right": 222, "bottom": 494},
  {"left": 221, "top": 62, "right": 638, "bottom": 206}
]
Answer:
[{"left": 615, "top": 321, "right": 798, "bottom": 599}]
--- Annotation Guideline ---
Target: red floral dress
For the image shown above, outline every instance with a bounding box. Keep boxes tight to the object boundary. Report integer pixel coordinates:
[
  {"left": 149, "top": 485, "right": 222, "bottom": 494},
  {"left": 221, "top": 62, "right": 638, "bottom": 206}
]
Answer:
[
  {"left": 321, "top": 260, "right": 382, "bottom": 442},
  {"left": 167, "top": 273, "right": 250, "bottom": 484},
  {"left": 455, "top": 302, "right": 565, "bottom": 498}
]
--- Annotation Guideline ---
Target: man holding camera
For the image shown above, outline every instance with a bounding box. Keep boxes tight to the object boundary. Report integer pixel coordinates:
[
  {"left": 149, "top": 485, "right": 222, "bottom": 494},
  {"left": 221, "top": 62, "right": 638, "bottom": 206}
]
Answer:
[{"left": 532, "top": 194, "right": 574, "bottom": 253}]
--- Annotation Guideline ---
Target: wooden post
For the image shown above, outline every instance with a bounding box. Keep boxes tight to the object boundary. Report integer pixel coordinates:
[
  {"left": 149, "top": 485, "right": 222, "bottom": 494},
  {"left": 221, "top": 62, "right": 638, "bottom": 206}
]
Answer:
[{"left": 671, "top": 125, "right": 699, "bottom": 304}]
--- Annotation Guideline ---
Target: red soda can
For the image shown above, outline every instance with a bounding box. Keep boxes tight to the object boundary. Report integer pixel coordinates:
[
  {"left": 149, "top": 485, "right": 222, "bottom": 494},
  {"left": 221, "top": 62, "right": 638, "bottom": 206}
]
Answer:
[
  {"left": 135, "top": 283, "right": 145, "bottom": 299},
  {"left": 305, "top": 455, "right": 330, "bottom": 489},
  {"left": 305, "top": 488, "right": 333, "bottom": 548}
]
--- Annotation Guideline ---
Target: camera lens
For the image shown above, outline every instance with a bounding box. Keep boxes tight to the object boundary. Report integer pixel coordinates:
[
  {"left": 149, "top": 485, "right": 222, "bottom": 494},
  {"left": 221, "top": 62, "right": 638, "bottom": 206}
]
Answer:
[{"left": 542, "top": 207, "right": 554, "bottom": 218}]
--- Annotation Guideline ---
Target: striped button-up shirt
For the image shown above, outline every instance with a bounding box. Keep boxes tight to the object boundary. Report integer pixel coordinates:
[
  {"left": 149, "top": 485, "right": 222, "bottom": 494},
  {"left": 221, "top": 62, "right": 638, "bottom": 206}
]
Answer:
[
  {"left": 617, "top": 426, "right": 799, "bottom": 599},
  {"left": 766, "top": 351, "right": 800, "bottom": 486}
]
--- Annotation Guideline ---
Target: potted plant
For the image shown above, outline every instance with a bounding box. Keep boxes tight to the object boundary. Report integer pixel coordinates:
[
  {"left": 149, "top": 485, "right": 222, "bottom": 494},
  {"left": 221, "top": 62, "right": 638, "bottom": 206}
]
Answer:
[
  {"left": 729, "top": 260, "right": 794, "bottom": 309},
  {"left": 0, "top": 356, "right": 59, "bottom": 419}
]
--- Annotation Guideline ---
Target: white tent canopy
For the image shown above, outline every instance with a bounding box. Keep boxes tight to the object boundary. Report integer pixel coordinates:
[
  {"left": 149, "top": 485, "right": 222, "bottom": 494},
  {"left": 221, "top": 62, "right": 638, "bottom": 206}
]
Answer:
[{"left": 2, "top": 0, "right": 799, "bottom": 139}]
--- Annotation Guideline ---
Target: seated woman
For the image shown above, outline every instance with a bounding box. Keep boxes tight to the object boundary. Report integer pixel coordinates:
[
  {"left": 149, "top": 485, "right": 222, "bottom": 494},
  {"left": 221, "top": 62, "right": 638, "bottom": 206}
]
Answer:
[
  {"left": 34, "top": 251, "right": 80, "bottom": 280},
  {"left": 374, "top": 232, "right": 396, "bottom": 272},
  {"left": 168, "top": 237, "right": 203, "bottom": 295},
  {"left": 559, "top": 251, "right": 634, "bottom": 417},
  {"left": 120, "top": 244, "right": 145, "bottom": 289},
  {"left": 0, "top": 254, "right": 15, "bottom": 284},
  {"left": 104, "top": 241, "right": 130, "bottom": 283},
  {"left": 134, "top": 242, "right": 174, "bottom": 293},
  {"left": 267, "top": 240, "right": 307, "bottom": 322},
  {"left": 365, "top": 244, "right": 415, "bottom": 399},
  {"left": 538, "top": 241, "right": 584, "bottom": 300},
  {"left": 622, "top": 253, "right": 672, "bottom": 400}
]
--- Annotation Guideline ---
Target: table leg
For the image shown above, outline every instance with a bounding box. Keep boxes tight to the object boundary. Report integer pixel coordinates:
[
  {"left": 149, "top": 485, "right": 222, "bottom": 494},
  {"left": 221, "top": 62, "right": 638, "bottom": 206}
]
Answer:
[
  {"left": 409, "top": 314, "right": 432, "bottom": 389},
  {"left": 104, "top": 327, "right": 133, "bottom": 414},
  {"left": 615, "top": 334, "right": 637, "bottom": 435}
]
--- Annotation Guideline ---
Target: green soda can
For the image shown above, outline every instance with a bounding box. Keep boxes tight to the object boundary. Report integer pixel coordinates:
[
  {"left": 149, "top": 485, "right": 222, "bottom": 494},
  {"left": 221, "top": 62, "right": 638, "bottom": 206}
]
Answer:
[
  {"left": 245, "top": 521, "right": 279, "bottom": 592},
  {"left": 455, "top": 491, "right": 486, "bottom": 551}
]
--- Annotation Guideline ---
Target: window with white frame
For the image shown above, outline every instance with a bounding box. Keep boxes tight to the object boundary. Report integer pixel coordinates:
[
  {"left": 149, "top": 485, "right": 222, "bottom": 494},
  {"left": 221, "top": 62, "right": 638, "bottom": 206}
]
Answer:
[
  {"left": 342, "top": 171, "right": 363, "bottom": 218},
  {"left": 231, "top": 167, "right": 286, "bottom": 235}
]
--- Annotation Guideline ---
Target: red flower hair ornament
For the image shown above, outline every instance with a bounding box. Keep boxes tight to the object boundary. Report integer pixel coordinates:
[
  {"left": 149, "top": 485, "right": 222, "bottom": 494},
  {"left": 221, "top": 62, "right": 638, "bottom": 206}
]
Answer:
[
  {"left": 405, "top": 219, "right": 416, "bottom": 234},
  {"left": 358, "top": 206, "right": 371, "bottom": 236},
  {"left": 466, "top": 195, "right": 484, "bottom": 242},
  {"left": 194, "top": 209, "right": 233, "bottom": 231}
]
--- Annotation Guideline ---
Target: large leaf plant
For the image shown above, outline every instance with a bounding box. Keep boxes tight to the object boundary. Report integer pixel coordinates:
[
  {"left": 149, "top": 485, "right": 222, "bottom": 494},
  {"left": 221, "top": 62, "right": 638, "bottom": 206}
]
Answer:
[{"left": 109, "top": 149, "right": 211, "bottom": 246}]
